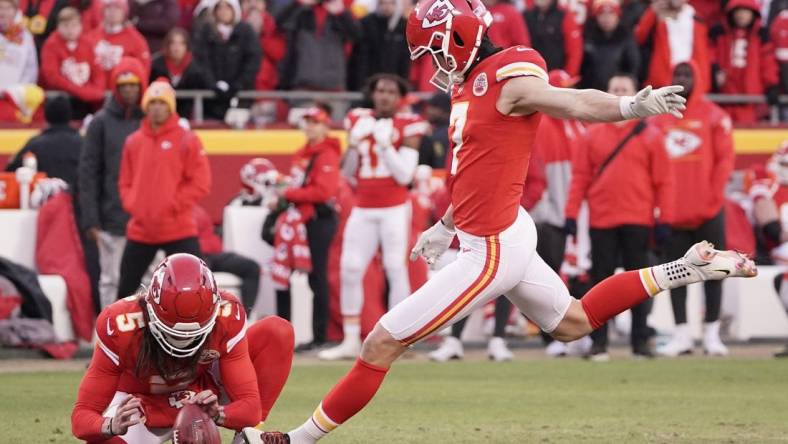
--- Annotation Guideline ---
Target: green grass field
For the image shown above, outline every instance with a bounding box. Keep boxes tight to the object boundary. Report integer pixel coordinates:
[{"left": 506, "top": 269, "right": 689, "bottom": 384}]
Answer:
[{"left": 3, "top": 357, "right": 788, "bottom": 443}]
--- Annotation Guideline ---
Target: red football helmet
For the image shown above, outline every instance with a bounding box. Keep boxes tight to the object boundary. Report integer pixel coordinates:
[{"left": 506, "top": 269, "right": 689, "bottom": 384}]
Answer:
[
  {"left": 406, "top": 0, "right": 492, "bottom": 91},
  {"left": 768, "top": 141, "right": 788, "bottom": 186},
  {"left": 144, "top": 254, "right": 220, "bottom": 358},
  {"left": 240, "top": 158, "right": 279, "bottom": 198}
]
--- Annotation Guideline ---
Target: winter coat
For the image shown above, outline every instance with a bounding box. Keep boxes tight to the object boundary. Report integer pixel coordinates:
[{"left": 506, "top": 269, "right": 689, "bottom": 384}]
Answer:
[
  {"left": 254, "top": 13, "right": 287, "bottom": 91},
  {"left": 0, "top": 24, "right": 38, "bottom": 86},
  {"left": 192, "top": 20, "right": 261, "bottom": 119},
  {"left": 194, "top": 205, "right": 222, "bottom": 255},
  {"left": 523, "top": 3, "right": 583, "bottom": 76},
  {"left": 635, "top": 4, "right": 710, "bottom": 91},
  {"left": 78, "top": 58, "right": 147, "bottom": 235},
  {"left": 129, "top": 0, "right": 181, "bottom": 53},
  {"left": 283, "top": 136, "right": 341, "bottom": 221},
  {"left": 85, "top": 25, "right": 151, "bottom": 87},
  {"left": 119, "top": 113, "right": 211, "bottom": 243},
  {"left": 277, "top": 4, "right": 360, "bottom": 90},
  {"left": 149, "top": 53, "right": 210, "bottom": 118},
  {"left": 710, "top": 0, "right": 779, "bottom": 123},
  {"left": 40, "top": 32, "right": 106, "bottom": 103},
  {"left": 772, "top": 9, "right": 788, "bottom": 92},
  {"left": 487, "top": 2, "right": 530, "bottom": 48},
  {"left": 0, "top": 257, "right": 51, "bottom": 322},
  {"left": 530, "top": 115, "right": 585, "bottom": 228},
  {"left": 35, "top": 192, "right": 93, "bottom": 341},
  {"left": 5, "top": 124, "right": 82, "bottom": 189},
  {"left": 565, "top": 120, "right": 674, "bottom": 229},
  {"left": 651, "top": 61, "right": 735, "bottom": 229},
  {"left": 579, "top": 21, "right": 640, "bottom": 91},
  {"left": 349, "top": 13, "right": 410, "bottom": 90}
]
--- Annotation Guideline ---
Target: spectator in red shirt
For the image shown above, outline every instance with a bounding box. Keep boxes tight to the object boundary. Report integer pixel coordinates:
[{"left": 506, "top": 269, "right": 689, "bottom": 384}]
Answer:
[
  {"left": 523, "top": 0, "right": 583, "bottom": 76},
  {"left": 565, "top": 73, "right": 674, "bottom": 360},
  {"left": 40, "top": 7, "right": 105, "bottom": 118},
  {"left": 116, "top": 78, "right": 211, "bottom": 299},
  {"left": 149, "top": 27, "right": 209, "bottom": 118},
  {"left": 483, "top": 0, "right": 530, "bottom": 48},
  {"left": 651, "top": 61, "right": 735, "bottom": 357},
  {"left": 243, "top": 0, "right": 285, "bottom": 91},
  {"left": 771, "top": 8, "right": 788, "bottom": 96},
  {"left": 85, "top": 0, "right": 151, "bottom": 87},
  {"left": 711, "top": 0, "right": 780, "bottom": 123},
  {"left": 635, "top": 0, "right": 710, "bottom": 91},
  {"left": 129, "top": 0, "right": 180, "bottom": 53}
]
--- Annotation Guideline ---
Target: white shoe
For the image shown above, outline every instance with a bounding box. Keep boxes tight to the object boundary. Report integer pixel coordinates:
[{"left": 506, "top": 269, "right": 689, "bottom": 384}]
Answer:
[
  {"left": 566, "top": 336, "right": 592, "bottom": 357},
  {"left": 428, "top": 336, "right": 464, "bottom": 362},
  {"left": 657, "top": 324, "right": 694, "bottom": 357},
  {"left": 703, "top": 321, "right": 729, "bottom": 356},
  {"left": 487, "top": 337, "right": 514, "bottom": 362},
  {"left": 683, "top": 241, "right": 757, "bottom": 281},
  {"left": 317, "top": 337, "right": 361, "bottom": 361},
  {"left": 545, "top": 340, "right": 568, "bottom": 357},
  {"left": 589, "top": 352, "right": 610, "bottom": 362}
]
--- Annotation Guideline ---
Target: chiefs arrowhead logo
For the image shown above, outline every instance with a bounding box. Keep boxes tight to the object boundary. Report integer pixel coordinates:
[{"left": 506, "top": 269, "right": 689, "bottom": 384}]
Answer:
[{"left": 422, "top": 0, "right": 452, "bottom": 28}]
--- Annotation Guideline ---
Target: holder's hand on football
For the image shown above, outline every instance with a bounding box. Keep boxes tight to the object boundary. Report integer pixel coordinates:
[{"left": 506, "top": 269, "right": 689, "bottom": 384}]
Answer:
[
  {"left": 620, "top": 85, "right": 686, "bottom": 119},
  {"left": 410, "top": 220, "right": 456, "bottom": 266},
  {"left": 185, "top": 390, "right": 224, "bottom": 425},
  {"left": 106, "top": 395, "right": 145, "bottom": 436}
]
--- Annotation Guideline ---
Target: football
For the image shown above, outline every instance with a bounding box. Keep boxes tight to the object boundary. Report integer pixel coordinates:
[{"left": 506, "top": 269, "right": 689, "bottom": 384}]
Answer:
[{"left": 172, "top": 404, "right": 222, "bottom": 444}]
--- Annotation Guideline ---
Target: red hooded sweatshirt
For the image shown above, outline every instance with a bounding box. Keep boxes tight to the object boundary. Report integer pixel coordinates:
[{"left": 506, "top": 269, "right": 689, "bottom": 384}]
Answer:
[
  {"left": 283, "top": 136, "right": 341, "bottom": 221},
  {"left": 651, "top": 61, "right": 735, "bottom": 229},
  {"left": 487, "top": 2, "right": 531, "bottom": 49},
  {"left": 194, "top": 205, "right": 222, "bottom": 255},
  {"left": 40, "top": 31, "right": 106, "bottom": 103},
  {"left": 711, "top": 0, "right": 779, "bottom": 123},
  {"left": 254, "top": 13, "right": 287, "bottom": 91},
  {"left": 119, "top": 113, "right": 211, "bottom": 243},
  {"left": 635, "top": 5, "right": 710, "bottom": 92},
  {"left": 565, "top": 119, "right": 675, "bottom": 229},
  {"left": 85, "top": 24, "right": 151, "bottom": 88}
]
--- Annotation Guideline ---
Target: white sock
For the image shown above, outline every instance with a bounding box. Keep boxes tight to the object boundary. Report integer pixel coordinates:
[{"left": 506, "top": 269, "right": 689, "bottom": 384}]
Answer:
[
  {"left": 288, "top": 404, "right": 337, "bottom": 444},
  {"left": 343, "top": 322, "right": 360, "bottom": 343}
]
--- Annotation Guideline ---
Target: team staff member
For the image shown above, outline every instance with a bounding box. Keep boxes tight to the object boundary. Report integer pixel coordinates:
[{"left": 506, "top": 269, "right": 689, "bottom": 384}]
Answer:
[
  {"left": 565, "top": 73, "right": 674, "bottom": 360},
  {"left": 275, "top": 105, "right": 341, "bottom": 351},
  {"left": 116, "top": 78, "right": 211, "bottom": 299},
  {"left": 652, "top": 62, "right": 735, "bottom": 357}
]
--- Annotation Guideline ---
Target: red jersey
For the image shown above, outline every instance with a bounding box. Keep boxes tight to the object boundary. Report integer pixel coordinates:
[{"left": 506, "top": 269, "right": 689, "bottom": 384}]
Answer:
[
  {"left": 448, "top": 46, "right": 548, "bottom": 236},
  {"left": 344, "top": 109, "right": 428, "bottom": 208},
  {"left": 72, "top": 292, "right": 260, "bottom": 441},
  {"left": 85, "top": 25, "right": 151, "bottom": 87}
]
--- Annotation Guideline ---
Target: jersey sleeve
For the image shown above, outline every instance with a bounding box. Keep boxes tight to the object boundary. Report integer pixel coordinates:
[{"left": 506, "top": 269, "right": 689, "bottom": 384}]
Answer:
[
  {"left": 401, "top": 115, "right": 430, "bottom": 140},
  {"left": 94, "top": 305, "right": 123, "bottom": 367},
  {"left": 343, "top": 108, "right": 369, "bottom": 131},
  {"left": 218, "top": 291, "right": 248, "bottom": 354},
  {"left": 494, "top": 46, "right": 549, "bottom": 84},
  {"left": 71, "top": 342, "right": 123, "bottom": 441}
]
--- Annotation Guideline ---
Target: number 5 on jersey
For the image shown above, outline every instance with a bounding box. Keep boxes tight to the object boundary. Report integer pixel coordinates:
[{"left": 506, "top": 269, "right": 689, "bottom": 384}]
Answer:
[{"left": 449, "top": 102, "right": 469, "bottom": 175}]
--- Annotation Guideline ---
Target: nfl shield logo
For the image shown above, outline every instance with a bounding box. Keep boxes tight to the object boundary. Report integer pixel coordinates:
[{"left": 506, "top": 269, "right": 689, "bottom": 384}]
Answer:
[{"left": 473, "top": 73, "right": 488, "bottom": 96}]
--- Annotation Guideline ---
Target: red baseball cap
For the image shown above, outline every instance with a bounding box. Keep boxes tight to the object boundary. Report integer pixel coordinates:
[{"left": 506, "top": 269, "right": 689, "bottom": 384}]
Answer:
[
  {"left": 302, "top": 107, "right": 331, "bottom": 124},
  {"left": 592, "top": 0, "right": 621, "bottom": 17}
]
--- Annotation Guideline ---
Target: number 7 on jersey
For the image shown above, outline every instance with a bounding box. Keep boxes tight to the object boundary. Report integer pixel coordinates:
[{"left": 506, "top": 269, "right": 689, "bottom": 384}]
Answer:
[{"left": 449, "top": 101, "right": 469, "bottom": 175}]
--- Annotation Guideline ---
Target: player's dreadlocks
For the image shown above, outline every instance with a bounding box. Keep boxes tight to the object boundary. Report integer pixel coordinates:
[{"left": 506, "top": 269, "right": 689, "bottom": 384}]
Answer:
[{"left": 135, "top": 298, "right": 203, "bottom": 382}]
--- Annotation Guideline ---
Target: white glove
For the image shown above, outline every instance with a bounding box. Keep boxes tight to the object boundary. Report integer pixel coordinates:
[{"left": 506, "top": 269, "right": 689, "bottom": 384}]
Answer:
[
  {"left": 349, "top": 116, "right": 375, "bottom": 146},
  {"left": 619, "top": 85, "right": 687, "bottom": 119},
  {"left": 372, "top": 118, "right": 394, "bottom": 153},
  {"left": 410, "top": 220, "right": 456, "bottom": 266}
]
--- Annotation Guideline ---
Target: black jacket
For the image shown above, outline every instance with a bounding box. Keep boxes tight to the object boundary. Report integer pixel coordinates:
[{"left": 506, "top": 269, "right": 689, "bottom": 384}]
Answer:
[
  {"left": 149, "top": 54, "right": 211, "bottom": 118},
  {"left": 579, "top": 22, "right": 640, "bottom": 91},
  {"left": 192, "top": 21, "right": 262, "bottom": 119},
  {"left": 524, "top": 4, "right": 569, "bottom": 71},
  {"left": 276, "top": 4, "right": 360, "bottom": 90},
  {"left": 78, "top": 97, "right": 143, "bottom": 235},
  {"left": 5, "top": 124, "right": 82, "bottom": 189},
  {"left": 348, "top": 13, "right": 409, "bottom": 90},
  {"left": 0, "top": 257, "right": 51, "bottom": 322}
]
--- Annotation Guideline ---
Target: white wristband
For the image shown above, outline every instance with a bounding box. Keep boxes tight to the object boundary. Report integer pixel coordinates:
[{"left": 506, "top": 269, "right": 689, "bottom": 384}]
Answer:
[{"left": 619, "top": 96, "right": 637, "bottom": 120}]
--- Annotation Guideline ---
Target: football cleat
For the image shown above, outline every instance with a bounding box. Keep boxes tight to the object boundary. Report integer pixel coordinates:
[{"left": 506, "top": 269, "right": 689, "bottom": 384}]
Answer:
[
  {"left": 657, "top": 324, "right": 694, "bottom": 357},
  {"left": 545, "top": 340, "right": 568, "bottom": 358},
  {"left": 702, "top": 321, "right": 729, "bottom": 356},
  {"left": 428, "top": 336, "right": 464, "bottom": 362},
  {"left": 233, "top": 428, "right": 290, "bottom": 444},
  {"left": 683, "top": 241, "right": 757, "bottom": 281}
]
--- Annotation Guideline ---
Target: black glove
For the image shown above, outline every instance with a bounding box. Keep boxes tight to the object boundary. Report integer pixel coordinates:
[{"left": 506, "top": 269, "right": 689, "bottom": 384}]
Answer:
[
  {"left": 766, "top": 85, "right": 781, "bottom": 107},
  {"left": 654, "top": 223, "right": 672, "bottom": 248},
  {"left": 564, "top": 218, "right": 577, "bottom": 237}
]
